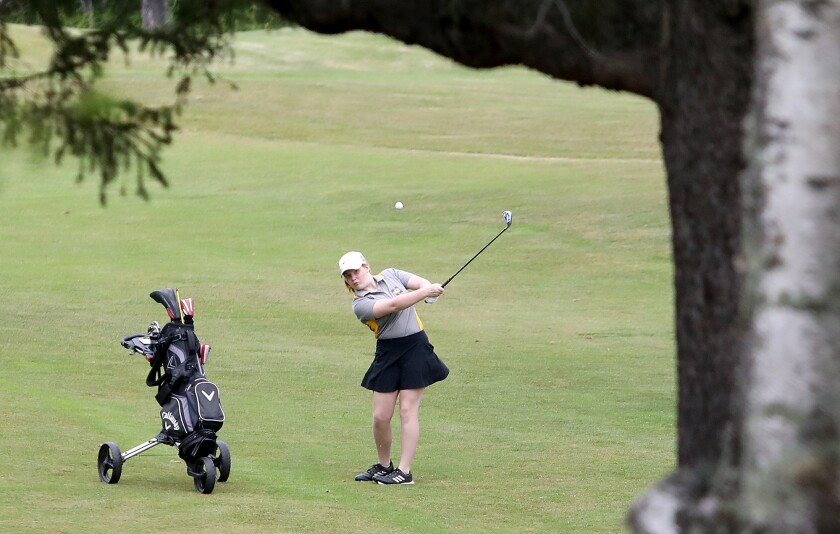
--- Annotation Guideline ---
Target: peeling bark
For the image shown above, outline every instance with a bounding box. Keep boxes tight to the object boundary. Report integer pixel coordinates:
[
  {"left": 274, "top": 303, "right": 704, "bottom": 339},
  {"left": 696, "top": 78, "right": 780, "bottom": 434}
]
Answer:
[{"left": 739, "top": 0, "right": 840, "bottom": 531}]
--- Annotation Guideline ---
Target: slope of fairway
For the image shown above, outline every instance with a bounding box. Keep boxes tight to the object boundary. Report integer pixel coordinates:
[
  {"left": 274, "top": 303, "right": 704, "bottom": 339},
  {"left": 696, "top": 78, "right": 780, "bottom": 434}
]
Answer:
[{"left": 0, "top": 26, "right": 672, "bottom": 533}]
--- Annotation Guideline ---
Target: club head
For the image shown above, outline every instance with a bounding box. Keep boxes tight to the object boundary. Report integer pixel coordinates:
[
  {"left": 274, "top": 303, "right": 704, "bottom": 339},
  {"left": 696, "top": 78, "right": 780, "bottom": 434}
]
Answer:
[{"left": 503, "top": 210, "right": 512, "bottom": 227}]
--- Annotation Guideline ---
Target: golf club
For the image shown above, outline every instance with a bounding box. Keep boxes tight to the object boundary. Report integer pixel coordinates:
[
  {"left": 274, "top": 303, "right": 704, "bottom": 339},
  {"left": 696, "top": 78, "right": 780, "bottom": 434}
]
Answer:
[{"left": 425, "top": 210, "right": 512, "bottom": 304}]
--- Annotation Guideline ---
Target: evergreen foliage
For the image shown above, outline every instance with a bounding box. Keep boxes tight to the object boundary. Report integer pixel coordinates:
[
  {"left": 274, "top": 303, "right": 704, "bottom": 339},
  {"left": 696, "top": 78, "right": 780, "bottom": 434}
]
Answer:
[{"left": 0, "top": 0, "right": 288, "bottom": 202}]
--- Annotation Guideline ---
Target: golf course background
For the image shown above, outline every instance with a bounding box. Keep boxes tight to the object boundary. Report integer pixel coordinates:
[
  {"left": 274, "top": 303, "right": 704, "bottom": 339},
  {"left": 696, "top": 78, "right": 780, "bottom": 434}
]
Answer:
[{"left": 0, "top": 25, "right": 673, "bottom": 533}]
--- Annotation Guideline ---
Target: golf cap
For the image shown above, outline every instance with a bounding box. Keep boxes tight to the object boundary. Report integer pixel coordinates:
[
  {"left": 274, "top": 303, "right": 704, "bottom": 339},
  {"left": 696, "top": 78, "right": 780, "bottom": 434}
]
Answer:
[{"left": 339, "top": 251, "right": 367, "bottom": 275}]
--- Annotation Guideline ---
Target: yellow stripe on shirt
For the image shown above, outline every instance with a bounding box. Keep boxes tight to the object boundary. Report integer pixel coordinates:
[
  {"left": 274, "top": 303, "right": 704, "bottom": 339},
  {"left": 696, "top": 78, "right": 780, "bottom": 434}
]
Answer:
[{"left": 365, "top": 319, "right": 380, "bottom": 337}]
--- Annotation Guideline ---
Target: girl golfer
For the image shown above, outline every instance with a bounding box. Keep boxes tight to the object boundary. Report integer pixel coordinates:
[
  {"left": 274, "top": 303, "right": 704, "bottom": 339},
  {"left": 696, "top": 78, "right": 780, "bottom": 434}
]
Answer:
[{"left": 339, "top": 251, "right": 449, "bottom": 485}]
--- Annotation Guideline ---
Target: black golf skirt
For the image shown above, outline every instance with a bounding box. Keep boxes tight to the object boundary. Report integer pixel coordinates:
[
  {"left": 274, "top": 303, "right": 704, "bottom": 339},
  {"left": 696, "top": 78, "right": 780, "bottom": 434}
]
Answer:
[{"left": 361, "top": 330, "right": 449, "bottom": 392}]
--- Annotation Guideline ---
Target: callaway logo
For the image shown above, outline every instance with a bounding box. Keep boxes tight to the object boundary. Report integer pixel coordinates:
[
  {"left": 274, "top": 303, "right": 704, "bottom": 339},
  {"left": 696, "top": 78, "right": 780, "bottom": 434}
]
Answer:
[
  {"left": 161, "top": 411, "right": 181, "bottom": 431},
  {"left": 201, "top": 390, "right": 216, "bottom": 401}
]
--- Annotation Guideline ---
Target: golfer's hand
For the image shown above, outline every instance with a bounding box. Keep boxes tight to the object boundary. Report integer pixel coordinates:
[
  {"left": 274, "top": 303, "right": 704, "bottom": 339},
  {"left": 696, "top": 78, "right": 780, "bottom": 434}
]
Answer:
[
  {"left": 427, "top": 283, "right": 445, "bottom": 297},
  {"left": 424, "top": 284, "right": 445, "bottom": 304}
]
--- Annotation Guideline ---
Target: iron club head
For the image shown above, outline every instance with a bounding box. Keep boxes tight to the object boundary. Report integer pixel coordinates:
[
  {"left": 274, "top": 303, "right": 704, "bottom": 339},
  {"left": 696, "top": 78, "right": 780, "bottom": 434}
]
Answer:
[{"left": 503, "top": 210, "right": 512, "bottom": 227}]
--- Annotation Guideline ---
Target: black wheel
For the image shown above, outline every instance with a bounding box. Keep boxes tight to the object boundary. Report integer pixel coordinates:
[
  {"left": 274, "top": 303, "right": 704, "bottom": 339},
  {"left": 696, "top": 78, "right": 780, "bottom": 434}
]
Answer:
[
  {"left": 193, "top": 456, "right": 217, "bottom": 494},
  {"left": 97, "top": 442, "right": 123, "bottom": 484},
  {"left": 214, "top": 440, "right": 231, "bottom": 483}
]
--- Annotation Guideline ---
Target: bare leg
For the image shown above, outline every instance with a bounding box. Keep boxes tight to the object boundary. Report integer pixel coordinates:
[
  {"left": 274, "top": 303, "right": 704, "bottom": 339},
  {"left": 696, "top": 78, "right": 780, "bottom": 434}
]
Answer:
[
  {"left": 372, "top": 391, "right": 398, "bottom": 466},
  {"left": 397, "top": 388, "right": 425, "bottom": 473}
]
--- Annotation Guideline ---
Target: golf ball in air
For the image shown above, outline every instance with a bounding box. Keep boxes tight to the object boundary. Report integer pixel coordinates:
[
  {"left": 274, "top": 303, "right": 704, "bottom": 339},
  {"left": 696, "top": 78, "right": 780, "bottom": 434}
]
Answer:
[{"left": 395, "top": 201, "right": 404, "bottom": 210}]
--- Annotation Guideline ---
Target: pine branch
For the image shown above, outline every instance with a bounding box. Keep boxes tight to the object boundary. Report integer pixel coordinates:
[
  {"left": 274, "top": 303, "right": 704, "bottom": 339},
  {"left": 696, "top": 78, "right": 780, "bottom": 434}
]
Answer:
[{"left": 0, "top": 0, "right": 245, "bottom": 203}]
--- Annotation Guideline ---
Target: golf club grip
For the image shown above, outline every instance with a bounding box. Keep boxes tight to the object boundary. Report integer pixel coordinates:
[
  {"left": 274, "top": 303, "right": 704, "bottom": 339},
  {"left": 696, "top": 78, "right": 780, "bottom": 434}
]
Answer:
[{"left": 425, "top": 279, "right": 451, "bottom": 303}]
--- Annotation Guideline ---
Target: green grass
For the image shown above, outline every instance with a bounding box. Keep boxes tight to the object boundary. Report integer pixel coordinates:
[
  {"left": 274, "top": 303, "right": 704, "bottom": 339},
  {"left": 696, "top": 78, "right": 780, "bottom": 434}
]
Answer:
[{"left": 0, "top": 26, "right": 673, "bottom": 533}]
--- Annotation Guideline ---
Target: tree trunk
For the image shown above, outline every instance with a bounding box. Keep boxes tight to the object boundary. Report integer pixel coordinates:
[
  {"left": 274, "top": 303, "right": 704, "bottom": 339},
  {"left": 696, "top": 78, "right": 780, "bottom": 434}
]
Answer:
[
  {"left": 79, "top": 0, "right": 94, "bottom": 27},
  {"left": 738, "top": 0, "right": 840, "bottom": 531},
  {"left": 658, "top": 0, "right": 752, "bottom": 470},
  {"left": 141, "top": 0, "right": 169, "bottom": 30},
  {"left": 628, "top": 2, "right": 754, "bottom": 528}
]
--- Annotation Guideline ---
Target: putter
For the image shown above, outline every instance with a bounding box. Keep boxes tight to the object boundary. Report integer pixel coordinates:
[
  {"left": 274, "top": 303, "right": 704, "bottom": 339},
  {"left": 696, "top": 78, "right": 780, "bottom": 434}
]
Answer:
[{"left": 425, "top": 210, "right": 513, "bottom": 304}]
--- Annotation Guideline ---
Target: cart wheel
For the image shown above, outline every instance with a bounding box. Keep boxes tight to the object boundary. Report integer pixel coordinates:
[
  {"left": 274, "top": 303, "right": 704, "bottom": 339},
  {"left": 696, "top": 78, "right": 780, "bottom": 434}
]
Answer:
[
  {"left": 215, "top": 440, "right": 231, "bottom": 483},
  {"left": 98, "top": 442, "right": 123, "bottom": 484},
  {"left": 193, "top": 456, "right": 217, "bottom": 494}
]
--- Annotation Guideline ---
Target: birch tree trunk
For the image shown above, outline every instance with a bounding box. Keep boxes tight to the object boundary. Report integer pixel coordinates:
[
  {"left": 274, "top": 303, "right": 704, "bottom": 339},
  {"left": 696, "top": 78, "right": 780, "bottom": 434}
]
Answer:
[
  {"left": 141, "top": 0, "right": 169, "bottom": 30},
  {"left": 739, "top": 0, "right": 840, "bottom": 531}
]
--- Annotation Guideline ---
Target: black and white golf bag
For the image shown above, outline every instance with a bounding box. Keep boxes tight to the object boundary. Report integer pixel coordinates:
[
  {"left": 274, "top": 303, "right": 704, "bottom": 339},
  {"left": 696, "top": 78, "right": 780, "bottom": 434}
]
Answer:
[{"left": 146, "top": 288, "right": 225, "bottom": 464}]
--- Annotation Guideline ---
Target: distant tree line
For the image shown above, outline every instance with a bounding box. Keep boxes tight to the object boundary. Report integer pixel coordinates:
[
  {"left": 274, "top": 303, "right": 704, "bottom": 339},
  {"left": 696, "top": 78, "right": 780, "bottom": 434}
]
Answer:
[{"left": 0, "top": 0, "right": 289, "bottom": 31}]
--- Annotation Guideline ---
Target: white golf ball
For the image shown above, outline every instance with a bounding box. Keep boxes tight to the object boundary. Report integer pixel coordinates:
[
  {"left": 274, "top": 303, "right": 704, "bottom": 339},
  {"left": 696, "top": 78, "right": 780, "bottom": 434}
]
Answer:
[{"left": 395, "top": 201, "right": 404, "bottom": 210}]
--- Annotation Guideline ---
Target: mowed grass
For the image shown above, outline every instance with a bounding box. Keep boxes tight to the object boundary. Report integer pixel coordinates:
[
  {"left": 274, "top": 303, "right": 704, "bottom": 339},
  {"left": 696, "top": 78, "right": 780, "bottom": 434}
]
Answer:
[{"left": 0, "top": 26, "right": 673, "bottom": 533}]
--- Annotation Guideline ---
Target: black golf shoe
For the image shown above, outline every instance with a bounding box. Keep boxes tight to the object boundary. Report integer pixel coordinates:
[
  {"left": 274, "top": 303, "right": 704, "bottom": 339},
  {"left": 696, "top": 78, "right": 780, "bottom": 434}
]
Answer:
[
  {"left": 354, "top": 461, "right": 394, "bottom": 481},
  {"left": 374, "top": 468, "right": 414, "bottom": 485}
]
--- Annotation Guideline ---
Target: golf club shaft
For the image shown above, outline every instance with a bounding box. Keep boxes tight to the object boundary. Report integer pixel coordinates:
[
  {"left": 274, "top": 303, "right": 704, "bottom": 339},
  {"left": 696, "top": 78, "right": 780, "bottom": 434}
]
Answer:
[
  {"left": 425, "top": 221, "right": 511, "bottom": 304},
  {"left": 442, "top": 225, "right": 510, "bottom": 287}
]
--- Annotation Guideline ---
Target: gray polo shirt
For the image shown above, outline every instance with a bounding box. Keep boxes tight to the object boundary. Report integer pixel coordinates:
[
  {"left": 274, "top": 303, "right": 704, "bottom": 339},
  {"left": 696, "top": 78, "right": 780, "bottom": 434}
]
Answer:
[{"left": 352, "top": 268, "right": 425, "bottom": 339}]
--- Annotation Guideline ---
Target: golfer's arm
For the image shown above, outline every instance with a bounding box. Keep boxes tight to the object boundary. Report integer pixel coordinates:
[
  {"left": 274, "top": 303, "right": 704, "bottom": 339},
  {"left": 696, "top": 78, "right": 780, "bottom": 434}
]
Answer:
[
  {"left": 405, "top": 275, "right": 431, "bottom": 290},
  {"left": 371, "top": 276, "right": 434, "bottom": 318}
]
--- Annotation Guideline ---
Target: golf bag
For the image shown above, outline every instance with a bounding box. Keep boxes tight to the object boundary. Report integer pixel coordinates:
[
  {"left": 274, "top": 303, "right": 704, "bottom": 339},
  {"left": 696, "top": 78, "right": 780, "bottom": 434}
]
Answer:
[{"left": 146, "top": 288, "right": 225, "bottom": 463}]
